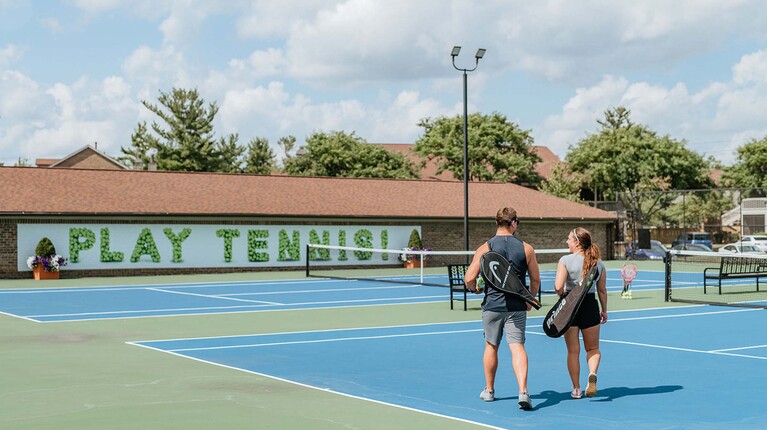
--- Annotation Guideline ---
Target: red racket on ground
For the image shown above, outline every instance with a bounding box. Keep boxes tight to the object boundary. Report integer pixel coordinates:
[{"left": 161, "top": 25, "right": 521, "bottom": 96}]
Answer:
[{"left": 621, "top": 262, "right": 638, "bottom": 299}]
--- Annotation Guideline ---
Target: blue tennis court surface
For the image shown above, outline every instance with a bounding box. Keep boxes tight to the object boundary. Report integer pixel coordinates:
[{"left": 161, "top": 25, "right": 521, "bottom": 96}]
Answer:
[
  {"left": 0, "top": 268, "right": 668, "bottom": 322},
  {"left": 132, "top": 305, "right": 767, "bottom": 429}
]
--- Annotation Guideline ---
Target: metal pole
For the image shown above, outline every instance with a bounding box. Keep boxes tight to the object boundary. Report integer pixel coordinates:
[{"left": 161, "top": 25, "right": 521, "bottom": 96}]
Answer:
[{"left": 463, "top": 70, "right": 469, "bottom": 255}]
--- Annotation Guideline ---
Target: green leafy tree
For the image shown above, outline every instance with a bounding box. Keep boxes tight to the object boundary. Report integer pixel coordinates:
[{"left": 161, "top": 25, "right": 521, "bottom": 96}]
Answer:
[
  {"left": 662, "top": 190, "right": 735, "bottom": 229},
  {"left": 539, "top": 163, "right": 584, "bottom": 202},
  {"left": 244, "top": 137, "right": 276, "bottom": 175},
  {"left": 566, "top": 107, "right": 713, "bottom": 225},
  {"left": 412, "top": 112, "right": 541, "bottom": 184},
  {"left": 283, "top": 131, "right": 418, "bottom": 178},
  {"left": 121, "top": 122, "right": 158, "bottom": 169},
  {"left": 216, "top": 133, "right": 246, "bottom": 173},
  {"left": 721, "top": 136, "right": 767, "bottom": 189},
  {"left": 120, "top": 88, "right": 242, "bottom": 172},
  {"left": 567, "top": 107, "right": 712, "bottom": 198}
]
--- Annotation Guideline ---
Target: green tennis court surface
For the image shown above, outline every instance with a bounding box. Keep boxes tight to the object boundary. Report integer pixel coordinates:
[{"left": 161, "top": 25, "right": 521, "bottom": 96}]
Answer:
[{"left": 1, "top": 271, "right": 764, "bottom": 429}]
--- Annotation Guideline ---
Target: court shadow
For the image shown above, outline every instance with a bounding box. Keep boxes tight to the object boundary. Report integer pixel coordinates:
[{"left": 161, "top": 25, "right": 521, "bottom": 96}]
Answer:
[
  {"left": 591, "top": 385, "right": 683, "bottom": 402},
  {"left": 530, "top": 385, "right": 683, "bottom": 409}
]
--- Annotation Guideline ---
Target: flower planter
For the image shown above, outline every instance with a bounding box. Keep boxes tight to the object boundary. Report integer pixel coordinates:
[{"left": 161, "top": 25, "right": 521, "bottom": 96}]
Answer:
[
  {"left": 404, "top": 259, "right": 426, "bottom": 269},
  {"left": 33, "top": 266, "right": 60, "bottom": 280}
]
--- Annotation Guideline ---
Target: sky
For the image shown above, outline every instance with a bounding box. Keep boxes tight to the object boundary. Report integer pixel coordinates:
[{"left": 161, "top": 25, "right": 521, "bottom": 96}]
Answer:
[{"left": 2, "top": 0, "right": 767, "bottom": 167}]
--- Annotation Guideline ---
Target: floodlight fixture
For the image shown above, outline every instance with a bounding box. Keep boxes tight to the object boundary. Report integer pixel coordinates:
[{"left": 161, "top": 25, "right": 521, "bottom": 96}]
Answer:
[
  {"left": 475, "top": 48, "right": 486, "bottom": 60},
  {"left": 451, "top": 46, "right": 462, "bottom": 57}
]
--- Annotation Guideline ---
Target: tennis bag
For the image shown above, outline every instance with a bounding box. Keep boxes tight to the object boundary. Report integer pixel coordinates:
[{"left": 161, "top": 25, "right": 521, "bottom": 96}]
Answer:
[
  {"left": 542, "top": 264, "right": 599, "bottom": 338},
  {"left": 479, "top": 251, "right": 541, "bottom": 310}
]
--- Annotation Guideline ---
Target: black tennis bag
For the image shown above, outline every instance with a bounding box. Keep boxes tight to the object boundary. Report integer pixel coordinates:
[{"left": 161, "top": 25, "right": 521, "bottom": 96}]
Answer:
[{"left": 542, "top": 265, "right": 599, "bottom": 338}]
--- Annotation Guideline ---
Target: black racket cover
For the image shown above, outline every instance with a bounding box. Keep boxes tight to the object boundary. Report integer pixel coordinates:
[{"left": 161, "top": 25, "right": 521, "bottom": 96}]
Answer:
[
  {"left": 479, "top": 251, "right": 541, "bottom": 310},
  {"left": 543, "top": 264, "right": 599, "bottom": 338}
]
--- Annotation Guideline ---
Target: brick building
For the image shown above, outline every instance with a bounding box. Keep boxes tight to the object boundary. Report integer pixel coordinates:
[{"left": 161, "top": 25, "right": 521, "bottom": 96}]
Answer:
[{"left": 0, "top": 166, "right": 615, "bottom": 279}]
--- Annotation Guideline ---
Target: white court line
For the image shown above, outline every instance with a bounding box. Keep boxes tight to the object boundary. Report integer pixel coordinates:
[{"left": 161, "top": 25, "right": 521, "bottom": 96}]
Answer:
[
  {"left": 710, "top": 344, "right": 767, "bottom": 352},
  {"left": 28, "top": 295, "right": 446, "bottom": 318},
  {"left": 0, "top": 275, "right": 443, "bottom": 294},
  {"left": 220, "top": 284, "right": 418, "bottom": 296},
  {"left": 167, "top": 328, "right": 484, "bottom": 352},
  {"left": 594, "top": 338, "right": 767, "bottom": 361},
  {"left": 147, "top": 287, "right": 282, "bottom": 305},
  {"left": 127, "top": 342, "right": 505, "bottom": 430},
  {"left": 142, "top": 306, "right": 767, "bottom": 361},
  {"left": 606, "top": 307, "right": 758, "bottom": 322}
]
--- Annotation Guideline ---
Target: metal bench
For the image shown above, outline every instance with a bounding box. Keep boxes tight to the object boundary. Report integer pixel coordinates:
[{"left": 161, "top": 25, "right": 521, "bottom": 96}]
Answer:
[
  {"left": 448, "top": 264, "right": 469, "bottom": 310},
  {"left": 703, "top": 256, "right": 767, "bottom": 294}
]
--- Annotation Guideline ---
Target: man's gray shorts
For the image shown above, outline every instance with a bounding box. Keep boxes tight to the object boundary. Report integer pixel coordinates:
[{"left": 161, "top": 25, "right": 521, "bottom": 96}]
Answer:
[{"left": 482, "top": 310, "right": 527, "bottom": 345}]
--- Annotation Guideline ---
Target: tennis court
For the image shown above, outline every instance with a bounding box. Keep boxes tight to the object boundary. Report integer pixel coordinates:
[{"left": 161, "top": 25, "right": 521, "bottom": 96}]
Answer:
[
  {"left": 1, "top": 265, "right": 765, "bottom": 429},
  {"left": 0, "top": 266, "right": 668, "bottom": 322}
]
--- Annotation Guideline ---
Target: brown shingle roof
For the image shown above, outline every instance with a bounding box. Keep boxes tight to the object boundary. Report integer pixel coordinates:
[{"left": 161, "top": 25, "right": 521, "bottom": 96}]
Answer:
[{"left": 0, "top": 166, "right": 613, "bottom": 220}]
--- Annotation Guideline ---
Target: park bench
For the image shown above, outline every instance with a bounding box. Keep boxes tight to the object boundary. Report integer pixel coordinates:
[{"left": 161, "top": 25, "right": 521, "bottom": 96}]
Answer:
[
  {"left": 448, "top": 264, "right": 469, "bottom": 310},
  {"left": 703, "top": 256, "right": 767, "bottom": 294}
]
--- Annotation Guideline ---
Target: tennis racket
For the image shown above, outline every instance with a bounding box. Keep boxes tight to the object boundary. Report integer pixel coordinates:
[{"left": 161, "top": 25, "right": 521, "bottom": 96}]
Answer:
[
  {"left": 621, "top": 262, "right": 638, "bottom": 299},
  {"left": 542, "top": 264, "right": 599, "bottom": 338},
  {"left": 479, "top": 251, "right": 541, "bottom": 310}
]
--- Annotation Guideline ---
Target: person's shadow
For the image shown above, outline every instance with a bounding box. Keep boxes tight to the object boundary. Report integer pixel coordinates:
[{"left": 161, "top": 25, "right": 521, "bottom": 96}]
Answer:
[{"left": 530, "top": 385, "right": 684, "bottom": 410}]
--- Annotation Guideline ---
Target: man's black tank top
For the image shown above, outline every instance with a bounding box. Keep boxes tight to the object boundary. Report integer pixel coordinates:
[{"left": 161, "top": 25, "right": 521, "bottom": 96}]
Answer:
[{"left": 482, "top": 235, "right": 528, "bottom": 312}]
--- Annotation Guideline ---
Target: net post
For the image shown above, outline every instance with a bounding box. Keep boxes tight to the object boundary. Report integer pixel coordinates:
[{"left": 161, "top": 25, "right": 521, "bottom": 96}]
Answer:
[
  {"left": 419, "top": 252, "right": 424, "bottom": 284},
  {"left": 664, "top": 250, "right": 671, "bottom": 302},
  {"left": 305, "top": 244, "right": 310, "bottom": 278}
]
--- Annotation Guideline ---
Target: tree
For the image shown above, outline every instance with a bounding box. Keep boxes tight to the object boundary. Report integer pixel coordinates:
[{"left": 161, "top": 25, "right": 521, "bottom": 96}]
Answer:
[
  {"left": 217, "top": 133, "right": 246, "bottom": 173},
  {"left": 121, "top": 122, "right": 158, "bottom": 169},
  {"left": 721, "top": 136, "right": 767, "bottom": 189},
  {"left": 566, "top": 107, "right": 713, "bottom": 225},
  {"left": 119, "top": 88, "right": 243, "bottom": 172},
  {"left": 539, "top": 163, "right": 584, "bottom": 202},
  {"left": 283, "top": 131, "right": 419, "bottom": 179},
  {"left": 413, "top": 112, "right": 541, "bottom": 184},
  {"left": 567, "top": 107, "right": 712, "bottom": 198},
  {"left": 244, "top": 137, "right": 276, "bottom": 175},
  {"left": 662, "top": 190, "right": 735, "bottom": 229}
]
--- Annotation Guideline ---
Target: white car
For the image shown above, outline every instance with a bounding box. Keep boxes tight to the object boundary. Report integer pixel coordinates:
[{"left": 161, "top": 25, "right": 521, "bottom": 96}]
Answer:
[
  {"left": 718, "top": 244, "right": 764, "bottom": 254},
  {"left": 738, "top": 235, "right": 767, "bottom": 252}
]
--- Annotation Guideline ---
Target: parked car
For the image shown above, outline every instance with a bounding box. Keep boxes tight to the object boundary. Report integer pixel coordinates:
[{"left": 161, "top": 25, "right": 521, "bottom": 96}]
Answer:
[
  {"left": 738, "top": 235, "right": 767, "bottom": 252},
  {"left": 671, "top": 243, "right": 712, "bottom": 252},
  {"left": 718, "top": 244, "right": 764, "bottom": 255},
  {"left": 626, "top": 240, "right": 667, "bottom": 260},
  {"left": 671, "top": 232, "right": 713, "bottom": 250}
]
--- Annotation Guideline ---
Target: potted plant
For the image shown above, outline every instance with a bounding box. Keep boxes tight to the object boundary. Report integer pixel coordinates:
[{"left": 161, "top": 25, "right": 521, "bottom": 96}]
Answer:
[
  {"left": 399, "top": 229, "right": 431, "bottom": 269},
  {"left": 27, "top": 237, "right": 67, "bottom": 280}
]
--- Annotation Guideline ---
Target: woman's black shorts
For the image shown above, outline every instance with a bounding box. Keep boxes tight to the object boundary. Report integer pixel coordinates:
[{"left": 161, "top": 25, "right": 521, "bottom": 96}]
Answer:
[{"left": 571, "top": 293, "right": 600, "bottom": 329}]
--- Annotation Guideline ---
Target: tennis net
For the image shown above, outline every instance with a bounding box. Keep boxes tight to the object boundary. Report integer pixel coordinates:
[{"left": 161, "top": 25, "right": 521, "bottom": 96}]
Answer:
[
  {"left": 305, "top": 244, "right": 569, "bottom": 290},
  {"left": 665, "top": 250, "right": 767, "bottom": 308}
]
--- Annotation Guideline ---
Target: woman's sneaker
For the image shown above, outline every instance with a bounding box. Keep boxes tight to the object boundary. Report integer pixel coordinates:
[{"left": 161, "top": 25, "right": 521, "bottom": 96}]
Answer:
[
  {"left": 518, "top": 392, "right": 533, "bottom": 410},
  {"left": 586, "top": 373, "right": 598, "bottom": 397},
  {"left": 479, "top": 388, "right": 495, "bottom": 402},
  {"left": 571, "top": 388, "right": 583, "bottom": 399}
]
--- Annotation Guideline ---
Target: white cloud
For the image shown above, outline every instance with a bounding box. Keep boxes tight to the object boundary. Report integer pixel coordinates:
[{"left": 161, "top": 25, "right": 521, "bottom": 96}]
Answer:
[
  {"left": 40, "top": 17, "right": 64, "bottom": 33},
  {"left": 122, "top": 45, "right": 191, "bottom": 90},
  {"left": 733, "top": 49, "right": 767, "bottom": 85},
  {"left": 0, "top": 44, "right": 22, "bottom": 67},
  {"left": 235, "top": 0, "right": 327, "bottom": 39},
  {"left": 538, "top": 46, "right": 767, "bottom": 165}
]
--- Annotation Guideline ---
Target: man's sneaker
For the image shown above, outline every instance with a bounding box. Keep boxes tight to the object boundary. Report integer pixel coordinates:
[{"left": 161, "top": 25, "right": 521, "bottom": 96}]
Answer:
[
  {"left": 479, "top": 388, "right": 495, "bottom": 402},
  {"left": 518, "top": 392, "right": 533, "bottom": 410},
  {"left": 585, "top": 373, "right": 598, "bottom": 398}
]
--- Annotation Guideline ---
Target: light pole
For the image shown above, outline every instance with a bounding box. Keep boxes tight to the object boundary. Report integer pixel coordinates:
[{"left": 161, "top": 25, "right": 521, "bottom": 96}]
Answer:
[{"left": 451, "top": 46, "right": 485, "bottom": 254}]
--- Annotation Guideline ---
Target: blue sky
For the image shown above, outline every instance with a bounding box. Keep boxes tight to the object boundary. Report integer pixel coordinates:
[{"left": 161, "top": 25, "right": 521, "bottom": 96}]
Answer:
[{"left": 2, "top": 0, "right": 767, "bottom": 167}]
